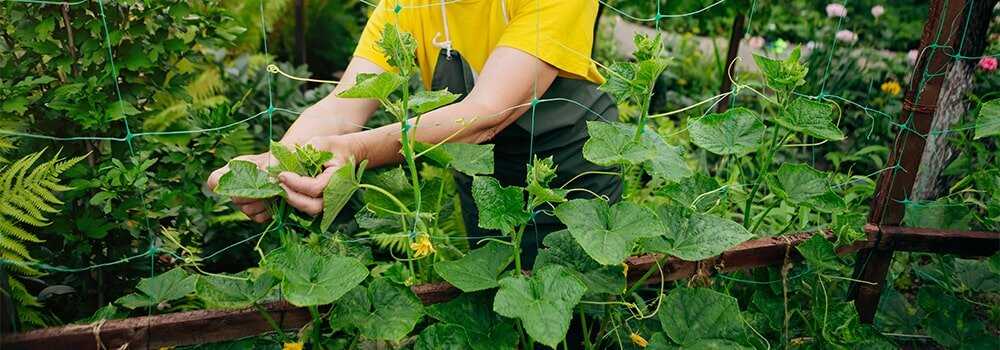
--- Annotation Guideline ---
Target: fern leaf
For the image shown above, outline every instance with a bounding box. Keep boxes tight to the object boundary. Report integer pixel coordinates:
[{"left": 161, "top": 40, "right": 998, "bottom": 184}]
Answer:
[
  {"left": 0, "top": 236, "right": 31, "bottom": 261},
  {"left": 0, "top": 217, "right": 43, "bottom": 243}
]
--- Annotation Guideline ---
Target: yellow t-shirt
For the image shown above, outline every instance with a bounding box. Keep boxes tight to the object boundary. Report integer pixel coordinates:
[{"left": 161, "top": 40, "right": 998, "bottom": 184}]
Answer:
[{"left": 353, "top": 0, "right": 605, "bottom": 90}]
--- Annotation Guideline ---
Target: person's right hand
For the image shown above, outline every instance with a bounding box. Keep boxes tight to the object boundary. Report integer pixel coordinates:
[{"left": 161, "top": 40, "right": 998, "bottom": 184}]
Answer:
[{"left": 206, "top": 152, "right": 278, "bottom": 223}]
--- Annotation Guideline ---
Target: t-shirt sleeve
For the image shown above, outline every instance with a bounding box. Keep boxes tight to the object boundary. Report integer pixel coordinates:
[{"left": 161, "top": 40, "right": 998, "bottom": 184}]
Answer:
[
  {"left": 353, "top": 0, "right": 396, "bottom": 73},
  {"left": 497, "top": 0, "right": 599, "bottom": 80}
]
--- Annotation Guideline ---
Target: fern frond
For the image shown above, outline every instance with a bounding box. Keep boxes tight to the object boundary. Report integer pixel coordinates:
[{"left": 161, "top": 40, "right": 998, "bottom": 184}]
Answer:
[
  {"left": 6, "top": 277, "right": 42, "bottom": 307},
  {"left": 0, "top": 236, "right": 30, "bottom": 260},
  {"left": 186, "top": 68, "right": 226, "bottom": 104},
  {"left": 0, "top": 217, "right": 43, "bottom": 243},
  {"left": 369, "top": 232, "right": 409, "bottom": 254},
  {"left": 0, "top": 203, "right": 49, "bottom": 227}
]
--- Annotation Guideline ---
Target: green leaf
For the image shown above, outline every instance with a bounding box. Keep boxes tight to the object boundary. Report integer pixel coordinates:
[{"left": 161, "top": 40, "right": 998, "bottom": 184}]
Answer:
[
  {"left": 104, "top": 101, "right": 140, "bottom": 122},
  {"left": 414, "top": 324, "right": 470, "bottom": 350},
  {"left": 554, "top": 199, "right": 661, "bottom": 265},
  {"left": 1, "top": 96, "right": 28, "bottom": 115},
  {"left": 535, "top": 230, "right": 625, "bottom": 295},
  {"left": 214, "top": 160, "right": 284, "bottom": 199},
  {"left": 973, "top": 99, "right": 1000, "bottom": 139},
  {"left": 583, "top": 122, "right": 689, "bottom": 182},
  {"left": 903, "top": 199, "right": 973, "bottom": 230},
  {"left": 337, "top": 72, "right": 407, "bottom": 100},
  {"left": 362, "top": 167, "right": 442, "bottom": 217},
  {"left": 471, "top": 176, "right": 530, "bottom": 233},
  {"left": 689, "top": 108, "right": 765, "bottom": 155},
  {"left": 415, "top": 142, "right": 494, "bottom": 176},
  {"left": 752, "top": 46, "right": 807, "bottom": 92},
  {"left": 599, "top": 58, "right": 668, "bottom": 105},
  {"left": 775, "top": 97, "right": 845, "bottom": 141},
  {"left": 493, "top": 265, "right": 587, "bottom": 348},
  {"left": 268, "top": 141, "right": 307, "bottom": 176},
  {"left": 196, "top": 271, "right": 277, "bottom": 309},
  {"left": 656, "top": 173, "right": 722, "bottom": 212},
  {"left": 659, "top": 288, "right": 749, "bottom": 348},
  {"left": 641, "top": 206, "right": 752, "bottom": 261},
  {"left": 795, "top": 235, "right": 841, "bottom": 272},
  {"left": 633, "top": 32, "right": 664, "bottom": 61},
  {"left": 329, "top": 279, "right": 424, "bottom": 341},
  {"left": 427, "top": 293, "right": 519, "bottom": 350},
  {"left": 526, "top": 156, "right": 566, "bottom": 205},
  {"left": 264, "top": 244, "right": 368, "bottom": 307},
  {"left": 410, "top": 89, "right": 461, "bottom": 114},
  {"left": 435, "top": 242, "right": 514, "bottom": 292},
  {"left": 321, "top": 160, "right": 365, "bottom": 231},
  {"left": 115, "top": 268, "right": 196, "bottom": 309},
  {"left": 378, "top": 23, "right": 418, "bottom": 74},
  {"left": 767, "top": 163, "right": 828, "bottom": 204}
]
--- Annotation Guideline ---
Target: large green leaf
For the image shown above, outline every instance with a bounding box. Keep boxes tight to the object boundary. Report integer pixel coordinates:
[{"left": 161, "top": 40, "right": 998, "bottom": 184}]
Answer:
[
  {"left": 264, "top": 244, "right": 368, "bottom": 307},
  {"left": 599, "top": 50, "right": 669, "bottom": 105},
  {"left": 427, "top": 293, "right": 519, "bottom": 350},
  {"left": 409, "top": 89, "right": 461, "bottom": 114},
  {"left": 268, "top": 141, "right": 307, "bottom": 176},
  {"left": 656, "top": 173, "right": 722, "bottom": 212},
  {"left": 554, "top": 199, "right": 661, "bottom": 265},
  {"left": 918, "top": 288, "right": 992, "bottom": 348},
  {"left": 471, "top": 176, "right": 530, "bottom": 233},
  {"left": 329, "top": 278, "right": 425, "bottom": 342},
  {"left": 361, "top": 167, "right": 442, "bottom": 218},
  {"left": 196, "top": 271, "right": 277, "bottom": 309},
  {"left": 414, "top": 324, "right": 470, "bottom": 350},
  {"left": 903, "top": 199, "right": 973, "bottom": 230},
  {"left": 214, "top": 160, "right": 283, "bottom": 199},
  {"left": 659, "top": 288, "right": 749, "bottom": 348},
  {"left": 115, "top": 268, "right": 196, "bottom": 309},
  {"left": 752, "top": 46, "right": 807, "bottom": 92},
  {"left": 493, "top": 265, "right": 586, "bottom": 348},
  {"left": 774, "top": 97, "right": 845, "bottom": 141},
  {"left": 435, "top": 242, "right": 514, "bottom": 292},
  {"left": 377, "top": 23, "right": 418, "bottom": 74},
  {"left": 321, "top": 160, "right": 365, "bottom": 231},
  {"left": 583, "top": 121, "right": 689, "bottom": 182},
  {"left": 415, "top": 142, "right": 494, "bottom": 176},
  {"left": 973, "top": 99, "right": 1000, "bottom": 139},
  {"left": 795, "top": 235, "right": 842, "bottom": 272},
  {"left": 767, "top": 163, "right": 829, "bottom": 204},
  {"left": 689, "top": 107, "right": 765, "bottom": 156},
  {"left": 535, "top": 230, "right": 624, "bottom": 295},
  {"left": 640, "top": 206, "right": 752, "bottom": 261},
  {"left": 337, "top": 72, "right": 407, "bottom": 100}
]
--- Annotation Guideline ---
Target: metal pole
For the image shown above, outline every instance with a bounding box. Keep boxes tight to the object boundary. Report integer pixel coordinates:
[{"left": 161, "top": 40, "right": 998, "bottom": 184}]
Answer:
[{"left": 716, "top": 13, "right": 745, "bottom": 113}]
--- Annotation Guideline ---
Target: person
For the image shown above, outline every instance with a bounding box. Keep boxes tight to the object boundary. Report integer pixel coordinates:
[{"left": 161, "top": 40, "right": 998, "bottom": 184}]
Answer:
[{"left": 206, "top": 0, "right": 621, "bottom": 268}]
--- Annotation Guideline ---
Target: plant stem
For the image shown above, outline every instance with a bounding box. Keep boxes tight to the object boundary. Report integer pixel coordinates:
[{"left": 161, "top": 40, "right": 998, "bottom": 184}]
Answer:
[
  {"left": 742, "top": 127, "right": 790, "bottom": 228},
  {"left": 308, "top": 305, "right": 325, "bottom": 350},
  {"left": 512, "top": 224, "right": 526, "bottom": 274},
  {"left": 631, "top": 94, "right": 652, "bottom": 142},
  {"left": 254, "top": 304, "right": 287, "bottom": 343},
  {"left": 579, "top": 307, "right": 593, "bottom": 350},
  {"left": 750, "top": 201, "right": 779, "bottom": 234},
  {"left": 622, "top": 255, "right": 668, "bottom": 296}
]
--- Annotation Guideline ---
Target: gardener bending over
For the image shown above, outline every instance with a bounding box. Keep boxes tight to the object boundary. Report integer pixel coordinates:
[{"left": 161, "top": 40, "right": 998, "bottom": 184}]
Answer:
[{"left": 207, "top": 0, "right": 620, "bottom": 267}]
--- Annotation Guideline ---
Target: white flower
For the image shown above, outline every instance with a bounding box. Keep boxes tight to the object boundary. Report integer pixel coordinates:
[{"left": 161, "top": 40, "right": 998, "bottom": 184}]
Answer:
[
  {"left": 906, "top": 49, "right": 920, "bottom": 66},
  {"left": 870, "top": 5, "right": 885, "bottom": 18},
  {"left": 825, "top": 3, "right": 848, "bottom": 18},
  {"left": 835, "top": 30, "right": 858, "bottom": 44},
  {"left": 748, "top": 36, "right": 765, "bottom": 50},
  {"left": 803, "top": 41, "right": 817, "bottom": 56}
]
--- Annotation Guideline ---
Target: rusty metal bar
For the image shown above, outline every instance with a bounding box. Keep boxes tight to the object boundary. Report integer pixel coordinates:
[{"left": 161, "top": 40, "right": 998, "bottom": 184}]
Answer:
[{"left": 850, "top": 0, "right": 971, "bottom": 323}]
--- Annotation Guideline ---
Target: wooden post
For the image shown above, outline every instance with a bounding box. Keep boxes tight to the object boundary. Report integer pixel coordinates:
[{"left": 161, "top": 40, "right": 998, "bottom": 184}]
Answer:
[
  {"left": 849, "top": 0, "right": 972, "bottom": 323},
  {"left": 716, "top": 13, "right": 745, "bottom": 113}
]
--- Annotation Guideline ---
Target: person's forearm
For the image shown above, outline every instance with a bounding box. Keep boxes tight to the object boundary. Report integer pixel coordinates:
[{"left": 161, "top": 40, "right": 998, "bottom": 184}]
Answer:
[
  {"left": 341, "top": 98, "right": 530, "bottom": 168},
  {"left": 280, "top": 97, "right": 372, "bottom": 145}
]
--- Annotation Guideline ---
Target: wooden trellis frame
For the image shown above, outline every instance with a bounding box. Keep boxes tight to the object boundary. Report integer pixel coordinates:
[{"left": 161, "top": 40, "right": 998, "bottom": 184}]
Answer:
[{"left": 2, "top": 0, "right": 998, "bottom": 348}]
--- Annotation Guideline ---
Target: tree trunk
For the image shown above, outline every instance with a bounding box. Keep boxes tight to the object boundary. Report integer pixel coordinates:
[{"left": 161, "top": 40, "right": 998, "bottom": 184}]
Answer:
[{"left": 912, "top": 0, "right": 996, "bottom": 200}]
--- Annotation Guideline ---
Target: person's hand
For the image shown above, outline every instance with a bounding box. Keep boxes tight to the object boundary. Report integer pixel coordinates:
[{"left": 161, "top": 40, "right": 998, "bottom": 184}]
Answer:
[
  {"left": 206, "top": 152, "right": 278, "bottom": 223},
  {"left": 277, "top": 135, "right": 356, "bottom": 216}
]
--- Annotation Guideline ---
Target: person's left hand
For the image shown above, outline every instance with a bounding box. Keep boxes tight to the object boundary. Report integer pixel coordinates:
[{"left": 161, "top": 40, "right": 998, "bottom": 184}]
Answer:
[{"left": 278, "top": 135, "right": 356, "bottom": 216}]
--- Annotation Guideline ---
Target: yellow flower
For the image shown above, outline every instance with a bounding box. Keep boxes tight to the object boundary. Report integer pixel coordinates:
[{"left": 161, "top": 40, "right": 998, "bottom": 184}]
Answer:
[
  {"left": 629, "top": 332, "right": 649, "bottom": 348},
  {"left": 410, "top": 234, "right": 436, "bottom": 258},
  {"left": 282, "top": 342, "right": 304, "bottom": 350},
  {"left": 880, "top": 80, "right": 901, "bottom": 96}
]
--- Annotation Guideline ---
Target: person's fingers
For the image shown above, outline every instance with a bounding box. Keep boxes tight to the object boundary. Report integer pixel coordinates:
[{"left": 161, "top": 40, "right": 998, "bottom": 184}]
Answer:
[
  {"left": 251, "top": 212, "right": 271, "bottom": 223},
  {"left": 239, "top": 201, "right": 267, "bottom": 217},
  {"left": 277, "top": 168, "right": 335, "bottom": 198},
  {"left": 231, "top": 197, "right": 259, "bottom": 205},
  {"left": 281, "top": 184, "right": 323, "bottom": 216}
]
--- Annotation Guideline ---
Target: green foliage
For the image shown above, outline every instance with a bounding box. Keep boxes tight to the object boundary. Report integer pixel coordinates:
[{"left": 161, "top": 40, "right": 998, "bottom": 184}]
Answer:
[
  {"left": 434, "top": 242, "right": 514, "bottom": 292},
  {"left": 471, "top": 176, "right": 530, "bottom": 234},
  {"left": 753, "top": 46, "right": 808, "bottom": 93},
  {"left": 655, "top": 288, "right": 751, "bottom": 349},
  {"left": 115, "top": 268, "right": 197, "bottom": 310},
  {"left": 689, "top": 107, "right": 765, "bottom": 156},
  {"left": 775, "top": 97, "right": 845, "bottom": 141},
  {"left": 767, "top": 163, "right": 829, "bottom": 205},
  {"left": 214, "top": 160, "right": 284, "bottom": 199},
  {"left": 196, "top": 270, "right": 277, "bottom": 309},
  {"left": 493, "top": 265, "right": 586, "bottom": 348},
  {"left": 583, "top": 121, "right": 690, "bottom": 182},
  {"left": 415, "top": 142, "right": 495, "bottom": 176},
  {"left": 640, "top": 206, "right": 753, "bottom": 261},
  {"left": 554, "top": 199, "right": 661, "bottom": 265},
  {"left": 535, "top": 230, "right": 624, "bottom": 295},
  {"left": 328, "top": 278, "right": 425, "bottom": 342},
  {"left": 263, "top": 243, "right": 368, "bottom": 307},
  {"left": 426, "top": 293, "right": 518, "bottom": 350},
  {"left": 973, "top": 98, "right": 1000, "bottom": 139}
]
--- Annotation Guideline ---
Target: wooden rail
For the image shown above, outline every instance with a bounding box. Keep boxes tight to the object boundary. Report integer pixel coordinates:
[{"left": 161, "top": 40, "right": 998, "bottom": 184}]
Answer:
[{"left": 1, "top": 231, "right": 857, "bottom": 350}]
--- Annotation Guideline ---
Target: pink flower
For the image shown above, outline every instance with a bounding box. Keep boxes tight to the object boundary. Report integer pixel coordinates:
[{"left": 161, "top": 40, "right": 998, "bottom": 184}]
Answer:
[
  {"left": 835, "top": 30, "right": 858, "bottom": 44},
  {"left": 748, "top": 36, "right": 765, "bottom": 50},
  {"left": 871, "top": 5, "right": 885, "bottom": 18},
  {"left": 906, "top": 49, "right": 920, "bottom": 66},
  {"left": 826, "top": 3, "right": 848, "bottom": 18},
  {"left": 979, "top": 57, "right": 998, "bottom": 72}
]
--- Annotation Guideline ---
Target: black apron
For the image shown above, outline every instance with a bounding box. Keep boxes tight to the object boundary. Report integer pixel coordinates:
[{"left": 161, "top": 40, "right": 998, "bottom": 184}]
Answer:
[{"left": 430, "top": 48, "right": 622, "bottom": 269}]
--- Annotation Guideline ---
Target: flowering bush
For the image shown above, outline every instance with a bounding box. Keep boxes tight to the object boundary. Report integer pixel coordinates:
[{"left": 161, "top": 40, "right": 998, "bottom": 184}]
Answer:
[
  {"left": 835, "top": 29, "right": 859, "bottom": 44},
  {"left": 978, "top": 57, "right": 998, "bottom": 72},
  {"left": 825, "top": 3, "right": 848, "bottom": 18}
]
